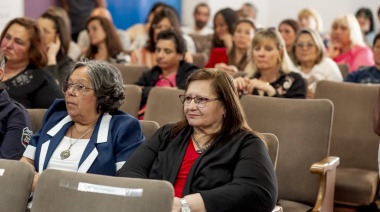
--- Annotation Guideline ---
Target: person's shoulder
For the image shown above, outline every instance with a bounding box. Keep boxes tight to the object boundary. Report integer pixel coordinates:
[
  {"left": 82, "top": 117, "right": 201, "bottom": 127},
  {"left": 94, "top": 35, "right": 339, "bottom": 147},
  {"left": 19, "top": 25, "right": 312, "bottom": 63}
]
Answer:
[
  {"left": 287, "top": 71, "right": 304, "bottom": 80},
  {"left": 352, "top": 45, "right": 372, "bottom": 54}
]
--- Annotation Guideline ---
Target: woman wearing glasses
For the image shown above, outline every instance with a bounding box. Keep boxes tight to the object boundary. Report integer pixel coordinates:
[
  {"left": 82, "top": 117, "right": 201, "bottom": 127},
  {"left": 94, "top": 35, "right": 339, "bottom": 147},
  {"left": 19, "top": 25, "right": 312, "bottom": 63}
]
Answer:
[
  {"left": 234, "top": 28, "right": 306, "bottom": 98},
  {"left": 20, "top": 60, "right": 144, "bottom": 191},
  {"left": 291, "top": 28, "right": 342, "bottom": 98},
  {"left": 118, "top": 69, "right": 278, "bottom": 212}
]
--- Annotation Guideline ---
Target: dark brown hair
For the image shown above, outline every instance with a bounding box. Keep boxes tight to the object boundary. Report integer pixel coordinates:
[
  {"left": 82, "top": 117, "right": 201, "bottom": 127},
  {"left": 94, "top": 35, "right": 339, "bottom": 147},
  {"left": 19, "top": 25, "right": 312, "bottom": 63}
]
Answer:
[
  {"left": 85, "top": 16, "right": 123, "bottom": 60},
  {"left": 172, "top": 69, "right": 260, "bottom": 145},
  {"left": 212, "top": 8, "right": 239, "bottom": 48},
  {"left": 0, "top": 17, "right": 47, "bottom": 67}
]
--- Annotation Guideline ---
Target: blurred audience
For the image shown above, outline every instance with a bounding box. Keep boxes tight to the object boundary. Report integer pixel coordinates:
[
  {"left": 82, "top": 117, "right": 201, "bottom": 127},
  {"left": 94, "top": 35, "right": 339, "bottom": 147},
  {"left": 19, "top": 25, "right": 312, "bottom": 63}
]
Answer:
[
  {"left": 206, "top": 19, "right": 255, "bottom": 77},
  {"left": 234, "top": 28, "right": 306, "bottom": 98},
  {"left": 0, "top": 18, "right": 64, "bottom": 108},
  {"left": 182, "top": 3, "right": 213, "bottom": 36},
  {"left": 355, "top": 7, "right": 376, "bottom": 46},
  {"left": 328, "top": 14, "right": 374, "bottom": 72},
  {"left": 291, "top": 28, "right": 342, "bottom": 98},
  {"left": 297, "top": 8, "right": 328, "bottom": 46},
  {"left": 278, "top": 19, "right": 300, "bottom": 58},
  {"left": 211, "top": 8, "right": 239, "bottom": 52},
  {"left": 38, "top": 11, "right": 73, "bottom": 85},
  {"left": 345, "top": 33, "right": 380, "bottom": 83},
  {"left": 84, "top": 16, "right": 129, "bottom": 64}
]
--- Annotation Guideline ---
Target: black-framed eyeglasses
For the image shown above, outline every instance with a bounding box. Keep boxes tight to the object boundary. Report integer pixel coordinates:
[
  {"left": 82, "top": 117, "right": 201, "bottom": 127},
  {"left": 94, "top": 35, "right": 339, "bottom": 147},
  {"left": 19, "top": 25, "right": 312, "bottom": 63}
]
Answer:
[
  {"left": 179, "top": 95, "right": 219, "bottom": 108},
  {"left": 62, "top": 81, "right": 94, "bottom": 96}
]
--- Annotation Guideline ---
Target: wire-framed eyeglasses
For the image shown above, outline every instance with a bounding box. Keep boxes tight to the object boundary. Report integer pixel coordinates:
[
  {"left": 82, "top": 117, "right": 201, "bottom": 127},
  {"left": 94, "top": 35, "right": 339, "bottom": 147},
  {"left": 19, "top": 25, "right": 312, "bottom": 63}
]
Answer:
[
  {"left": 62, "top": 81, "right": 94, "bottom": 96},
  {"left": 179, "top": 95, "right": 219, "bottom": 108}
]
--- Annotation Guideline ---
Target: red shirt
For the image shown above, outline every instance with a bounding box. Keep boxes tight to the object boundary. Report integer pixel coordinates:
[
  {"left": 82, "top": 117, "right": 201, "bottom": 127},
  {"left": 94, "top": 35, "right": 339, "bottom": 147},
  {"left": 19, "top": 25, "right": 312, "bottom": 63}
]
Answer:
[
  {"left": 173, "top": 137, "right": 200, "bottom": 197},
  {"left": 205, "top": 47, "right": 228, "bottom": 68}
]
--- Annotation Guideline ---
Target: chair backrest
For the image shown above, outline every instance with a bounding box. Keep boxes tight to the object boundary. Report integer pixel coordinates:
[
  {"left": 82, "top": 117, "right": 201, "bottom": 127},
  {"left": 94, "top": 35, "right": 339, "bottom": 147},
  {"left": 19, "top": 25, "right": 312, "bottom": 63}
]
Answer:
[
  {"left": 188, "top": 34, "right": 212, "bottom": 54},
  {"left": 315, "top": 81, "right": 379, "bottom": 170},
  {"left": 120, "top": 85, "right": 142, "bottom": 118},
  {"left": 192, "top": 53, "right": 208, "bottom": 68},
  {"left": 140, "top": 120, "right": 160, "bottom": 140},
  {"left": 240, "top": 95, "right": 333, "bottom": 205},
  {"left": 261, "top": 133, "right": 279, "bottom": 170},
  {"left": 144, "top": 87, "right": 184, "bottom": 126},
  {"left": 0, "top": 160, "right": 34, "bottom": 212},
  {"left": 32, "top": 169, "right": 174, "bottom": 212},
  {"left": 337, "top": 63, "right": 349, "bottom": 79},
  {"left": 27, "top": 109, "right": 47, "bottom": 133},
  {"left": 113, "top": 63, "right": 149, "bottom": 84}
]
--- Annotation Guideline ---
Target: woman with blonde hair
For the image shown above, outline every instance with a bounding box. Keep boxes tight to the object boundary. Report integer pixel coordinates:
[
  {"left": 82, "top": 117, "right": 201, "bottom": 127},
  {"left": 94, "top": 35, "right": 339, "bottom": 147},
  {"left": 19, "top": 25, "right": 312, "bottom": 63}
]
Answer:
[
  {"left": 329, "top": 14, "right": 374, "bottom": 72},
  {"left": 234, "top": 28, "right": 306, "bottom": 98},
  {"left": 298, "top": 8, "right": 324, "bottom": 34}
]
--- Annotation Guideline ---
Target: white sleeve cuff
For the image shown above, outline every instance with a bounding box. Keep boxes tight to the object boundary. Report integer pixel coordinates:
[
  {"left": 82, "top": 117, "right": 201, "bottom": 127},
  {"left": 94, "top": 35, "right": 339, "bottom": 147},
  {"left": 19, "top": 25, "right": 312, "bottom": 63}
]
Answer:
[{"left": 23, "top": 145, "right": 36, "bottom": 160}]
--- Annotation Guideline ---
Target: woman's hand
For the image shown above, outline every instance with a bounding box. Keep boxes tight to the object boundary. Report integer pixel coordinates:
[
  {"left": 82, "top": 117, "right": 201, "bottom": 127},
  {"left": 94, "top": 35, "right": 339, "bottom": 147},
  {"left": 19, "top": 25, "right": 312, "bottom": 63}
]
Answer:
[
  {"left": 247, "top": 79, "right": 276, "bottom": 96},
  {"left": 234, "top": 77, "right": 250, "bottom": 92},
  {"left": 327, "top": 42, "right": 341, "bottom": 59},
  {"left": 47, "top": 36, "right": 61, "bottom": 65},
  {"left": 172, "top": 197, "right": 181, "bottom": 212},
  {"left": 220, "top": 33, "right": 233, "bottom": 51}
]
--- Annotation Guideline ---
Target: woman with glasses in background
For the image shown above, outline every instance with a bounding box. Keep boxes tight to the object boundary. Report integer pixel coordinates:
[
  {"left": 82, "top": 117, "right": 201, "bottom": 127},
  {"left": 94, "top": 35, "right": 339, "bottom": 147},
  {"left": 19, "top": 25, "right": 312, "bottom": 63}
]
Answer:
[
  {"left": 20, "top": 60, "right": 144, "bottom": 192},
  {"left": 118, "top": 69, "right": 278, "bottom": 212},
  {"left": 130, "top": 7, "right": 194, "bottom": 68},
  {"left": 291, "top": 28, "right": 342, "bottom": 98},
  {"left": 234, "top": 28, "right": 306, "bottom": 98}
]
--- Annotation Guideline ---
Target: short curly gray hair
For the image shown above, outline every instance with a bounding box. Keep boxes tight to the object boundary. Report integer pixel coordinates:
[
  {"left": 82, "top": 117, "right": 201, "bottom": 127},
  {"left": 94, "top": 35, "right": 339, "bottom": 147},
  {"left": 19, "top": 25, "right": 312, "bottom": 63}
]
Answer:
[{"left": 65, "top": 60, "right": 125, "bottom": 113}]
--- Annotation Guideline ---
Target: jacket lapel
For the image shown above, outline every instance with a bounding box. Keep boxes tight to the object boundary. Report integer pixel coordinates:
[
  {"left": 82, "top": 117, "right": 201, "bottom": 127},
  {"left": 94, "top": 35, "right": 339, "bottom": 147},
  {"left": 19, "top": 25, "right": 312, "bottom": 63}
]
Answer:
[{"left": 77, "top": 113, "right": 111, "bottom": 173}]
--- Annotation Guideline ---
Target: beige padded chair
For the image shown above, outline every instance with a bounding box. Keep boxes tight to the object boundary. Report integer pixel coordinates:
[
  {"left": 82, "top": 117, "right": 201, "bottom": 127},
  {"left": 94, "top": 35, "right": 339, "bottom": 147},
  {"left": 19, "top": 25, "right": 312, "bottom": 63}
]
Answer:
[
  {"left": 27, "top": 109, "right": 47, "bottom": 133},
  {"left": 192, "top": 53, "right": 208, "bottom": 69},
  {"left": 261, "top": 133, "right": 279, "bottom": 170},
  {"left": 315, "top": 81, "right": 380, "bottom": 206},
  {"left": 144, "top": 87, "right": 184, "bottom": 126},
  {"left": 188, "top": 34, "right": 212, "bottom": 54},
  {"left": 112, "top": 63, "right": 149, "bottom": 84},
  {"left": 0, "top": 160, "right": 34, "bottom": 212},
  {"left": 32, "top": 169, "right": 174, "bottom": 212},
  {"left": 241, "top": 95, "right": 339, "bottom": 212},
  {"left": 140, "top": 120, "right": 160, "bottom": 140},
  {"left": 120, "top": 85, "right": 142, "bottom": 118},
  {"left": 337, "top": 63, "right": 349, "bottom": 79}
]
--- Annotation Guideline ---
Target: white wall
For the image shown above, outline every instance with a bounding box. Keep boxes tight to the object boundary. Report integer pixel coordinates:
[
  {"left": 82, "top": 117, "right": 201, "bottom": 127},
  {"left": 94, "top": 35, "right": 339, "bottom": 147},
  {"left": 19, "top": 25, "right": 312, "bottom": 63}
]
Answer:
[
  {"left": 182, "top": 0, "right": 379, "bottom": 33},
  {"left": 0, "top": 0, "right": 24, "bottom": 32}
]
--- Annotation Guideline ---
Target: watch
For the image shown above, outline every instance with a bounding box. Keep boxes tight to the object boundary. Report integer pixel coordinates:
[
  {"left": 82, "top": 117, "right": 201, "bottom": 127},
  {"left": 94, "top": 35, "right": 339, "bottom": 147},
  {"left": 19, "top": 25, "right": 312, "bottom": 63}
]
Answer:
[{"left": 180, "top": 198, "right": 191, "bottom": 212}]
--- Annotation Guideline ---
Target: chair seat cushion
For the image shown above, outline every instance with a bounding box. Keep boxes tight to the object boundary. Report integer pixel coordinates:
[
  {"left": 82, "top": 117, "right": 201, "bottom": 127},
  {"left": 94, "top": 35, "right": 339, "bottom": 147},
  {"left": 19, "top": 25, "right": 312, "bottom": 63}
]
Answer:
[
  {"left": 334, "top": 167, "right": 378, "bottom": 206},
  {"left": 278, "top": 199, "right": 312, "bottom": 212}
]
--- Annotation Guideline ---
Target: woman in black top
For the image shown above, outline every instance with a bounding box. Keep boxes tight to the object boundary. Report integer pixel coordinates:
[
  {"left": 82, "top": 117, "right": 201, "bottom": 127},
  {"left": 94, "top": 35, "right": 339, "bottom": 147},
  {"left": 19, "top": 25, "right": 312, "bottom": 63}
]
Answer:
[{"left": 0, "top": 18, "right": 64, "bottom": 108}]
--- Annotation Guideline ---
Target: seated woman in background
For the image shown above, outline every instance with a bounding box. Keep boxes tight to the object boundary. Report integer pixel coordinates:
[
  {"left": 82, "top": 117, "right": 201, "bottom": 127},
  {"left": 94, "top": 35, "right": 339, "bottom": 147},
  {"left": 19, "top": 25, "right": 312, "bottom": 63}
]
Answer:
[
  {"left": 84, "top": 16, "right": 129, "bottom": 64},
  {"left": 135, "top": 29, "right": 198, "bottom": 116},
  {"left": 278, "top": 19, "right": 300, "bottom": 59},
  {"left": 38, "top": 11, "right": 73, "bottom": 85},
  {"left": 297, "top": 8, "right": 328, "bottom": 46},
  {"left": 345, "top": 33, "right": 380, "bottom": 83},
  {"left": 131, "top": 7, "right": 194, "bottom": 68},
  {"left": 118, "top": 69, "right": 278, "bottom": 212},
  {"left": 355, "top": 7, "right": 376, "bottom": 46},
  {"left": 0, "top": 53, "right": 32, "bottom": 160},
  {"left": 209, "top": 8, "right": 239, "bottom": 53},
  {"left": 291, "top": 28, "right": 343, "bottom": 98},
  {"left": 0, "top": 17, "right": 64, "bottom": 108},
  {"left": 234, "top": 28, "right": 306, "bottom": 98},
  {"left": 328, "top": 14, "right": 374, "bottom": 72},
  {"left": 205, "top": 19, "right": 255, "bottom": 77},
  {"left": 21, "top": 60, "right": 144, "bottom": 191}
]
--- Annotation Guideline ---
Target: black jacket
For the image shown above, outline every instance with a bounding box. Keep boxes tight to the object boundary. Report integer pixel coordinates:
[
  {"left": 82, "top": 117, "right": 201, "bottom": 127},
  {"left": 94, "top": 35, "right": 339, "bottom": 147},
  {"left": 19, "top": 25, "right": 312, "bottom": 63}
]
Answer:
[
  {"left": 117, "top": 124, "right": 278, "bottom": 212},
  {"left": 135, "top": 61, "right": 198, "bottom": 107}
]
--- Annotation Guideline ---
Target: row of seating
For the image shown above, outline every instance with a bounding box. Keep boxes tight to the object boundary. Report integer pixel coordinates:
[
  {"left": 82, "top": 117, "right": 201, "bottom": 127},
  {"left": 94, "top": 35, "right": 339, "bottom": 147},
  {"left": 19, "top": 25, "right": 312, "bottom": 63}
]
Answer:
[{"left": 24, "top": 80, "right": 379, "bottom": 211}]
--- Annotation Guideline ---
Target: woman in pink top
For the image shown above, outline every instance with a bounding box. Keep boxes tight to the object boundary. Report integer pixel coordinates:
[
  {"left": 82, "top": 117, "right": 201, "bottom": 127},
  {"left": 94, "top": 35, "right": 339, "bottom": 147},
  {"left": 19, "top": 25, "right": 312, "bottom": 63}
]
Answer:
[{"left": 328, "top": 14, "right": 374, "bottom": 72}]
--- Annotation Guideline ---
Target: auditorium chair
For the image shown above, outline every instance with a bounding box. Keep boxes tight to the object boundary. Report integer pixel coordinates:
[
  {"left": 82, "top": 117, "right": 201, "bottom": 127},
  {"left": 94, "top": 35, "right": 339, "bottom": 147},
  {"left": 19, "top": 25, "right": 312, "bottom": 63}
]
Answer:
[
  {"left": 120, "top": 84, "right": 142, "bottom": 118},
  {"left": 112, "top": 63, "right": 149, "bottom": 84},
  {"left": 337, "top": 63, "right": 349, "bottom": 79},
  {"left": 140, "top": 120, "right": 160, "bottom": 140},
  {"left": 27, "top": 108, "right": 47, "bottom": 133}
]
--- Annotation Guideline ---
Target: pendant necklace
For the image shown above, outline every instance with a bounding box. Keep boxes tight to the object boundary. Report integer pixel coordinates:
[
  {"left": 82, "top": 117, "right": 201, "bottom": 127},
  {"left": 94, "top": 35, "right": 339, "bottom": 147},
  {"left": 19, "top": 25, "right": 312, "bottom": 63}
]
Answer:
[
  {"left": 60, "top": 126, "right": 94, "bottom": 160},
  {"left": 191, "top": 134, "right": 211, "bottom": 154}
]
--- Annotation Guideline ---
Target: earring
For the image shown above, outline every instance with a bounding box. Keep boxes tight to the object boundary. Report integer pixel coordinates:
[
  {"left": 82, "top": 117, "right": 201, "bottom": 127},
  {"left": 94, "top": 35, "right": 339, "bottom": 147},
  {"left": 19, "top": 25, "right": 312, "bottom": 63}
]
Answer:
[{"left": 277, "top": 57, "right": 282, "bottom": 64}]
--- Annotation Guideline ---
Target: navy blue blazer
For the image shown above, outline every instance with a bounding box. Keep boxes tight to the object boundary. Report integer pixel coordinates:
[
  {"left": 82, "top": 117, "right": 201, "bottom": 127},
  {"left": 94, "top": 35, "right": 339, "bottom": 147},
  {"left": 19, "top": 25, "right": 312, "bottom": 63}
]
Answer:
[{"left": 23, "top": 99, "right": 144, "bottom": 176}]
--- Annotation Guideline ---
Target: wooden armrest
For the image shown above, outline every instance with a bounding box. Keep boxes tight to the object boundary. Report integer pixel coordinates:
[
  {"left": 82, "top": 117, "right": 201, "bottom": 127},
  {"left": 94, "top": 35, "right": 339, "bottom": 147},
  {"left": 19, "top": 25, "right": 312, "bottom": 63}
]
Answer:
[
  {"left": 310, "top": 156, "right": 340, "bottom": 174},
  {"left": 309, "top": 156, "right": 340, "bottom": 212}
]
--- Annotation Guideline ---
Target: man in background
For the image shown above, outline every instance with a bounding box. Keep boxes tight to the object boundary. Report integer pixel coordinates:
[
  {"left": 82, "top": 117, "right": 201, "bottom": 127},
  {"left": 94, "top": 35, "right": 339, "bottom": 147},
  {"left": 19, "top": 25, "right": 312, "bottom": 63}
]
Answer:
[{"left": 182, "top": 3, "right": 213, "bottom": 35}]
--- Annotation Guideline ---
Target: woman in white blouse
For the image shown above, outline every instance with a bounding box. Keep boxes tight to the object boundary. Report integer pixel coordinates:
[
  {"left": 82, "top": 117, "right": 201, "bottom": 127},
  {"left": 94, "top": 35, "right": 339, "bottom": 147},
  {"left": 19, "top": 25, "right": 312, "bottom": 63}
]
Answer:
[{"left": 291, "top": 28, "right": 343, "bottom": 98}]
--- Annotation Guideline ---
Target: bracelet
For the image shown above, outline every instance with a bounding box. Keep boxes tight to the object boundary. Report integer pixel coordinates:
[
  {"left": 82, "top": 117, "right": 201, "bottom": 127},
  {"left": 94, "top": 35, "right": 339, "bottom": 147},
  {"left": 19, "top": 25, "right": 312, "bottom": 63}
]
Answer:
[{"left": 180, "top": 198, "right": 191, "bottom": 212}]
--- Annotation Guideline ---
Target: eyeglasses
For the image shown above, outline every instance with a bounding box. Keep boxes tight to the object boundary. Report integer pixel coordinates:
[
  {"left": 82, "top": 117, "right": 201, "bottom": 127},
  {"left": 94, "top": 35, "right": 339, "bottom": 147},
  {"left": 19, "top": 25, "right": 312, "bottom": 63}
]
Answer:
[
  {"left": 62, "top": 81, "right": 94, "bottom": 96},
  {"left": 179, "top": 95, "right": 219, "bottom": 108},
  {"left": 296, "top": 42, "right": 315, "bottom": 49}
]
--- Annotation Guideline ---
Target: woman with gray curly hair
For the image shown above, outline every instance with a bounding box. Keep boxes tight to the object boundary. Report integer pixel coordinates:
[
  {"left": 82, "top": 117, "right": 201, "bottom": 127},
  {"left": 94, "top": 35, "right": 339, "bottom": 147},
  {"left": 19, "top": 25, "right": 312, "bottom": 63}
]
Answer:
[{"left": 20, "top": 60, "right": 144, "bottom": 191}]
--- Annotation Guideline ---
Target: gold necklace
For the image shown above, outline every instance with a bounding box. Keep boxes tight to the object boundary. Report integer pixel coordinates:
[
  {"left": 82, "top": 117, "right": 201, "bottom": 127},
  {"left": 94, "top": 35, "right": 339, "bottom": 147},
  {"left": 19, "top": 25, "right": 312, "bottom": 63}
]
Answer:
[
  {"left": 191, "top": 134, "right": 211, "bottom": 154},
  {"left": 60, "top": 126, "right": 94, "bottom": 160}
]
